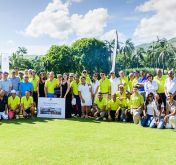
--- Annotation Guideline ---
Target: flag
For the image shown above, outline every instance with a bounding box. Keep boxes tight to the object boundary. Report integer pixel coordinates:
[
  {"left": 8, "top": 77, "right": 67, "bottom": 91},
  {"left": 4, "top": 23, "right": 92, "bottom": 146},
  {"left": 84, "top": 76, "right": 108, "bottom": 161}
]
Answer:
[
  {"left": 1, "top": 53, "right": 9, "bottom": 73},
  {"left": 111, "top": 30, "right": 118, "bottom": 72}
]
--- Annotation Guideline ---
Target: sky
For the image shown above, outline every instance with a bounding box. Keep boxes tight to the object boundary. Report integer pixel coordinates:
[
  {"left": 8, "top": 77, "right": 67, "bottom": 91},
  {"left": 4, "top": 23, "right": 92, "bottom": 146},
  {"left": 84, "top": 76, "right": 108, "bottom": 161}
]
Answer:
[{"left": 0, "top": 0, "right": 176, "bottom": 55}]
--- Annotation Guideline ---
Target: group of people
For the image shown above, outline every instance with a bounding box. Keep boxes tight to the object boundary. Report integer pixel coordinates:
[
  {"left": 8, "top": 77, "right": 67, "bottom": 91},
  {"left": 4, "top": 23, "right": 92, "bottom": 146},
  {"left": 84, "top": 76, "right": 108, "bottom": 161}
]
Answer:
[{"left": 0, "top": 67, "right": 176, "bottom": 129}]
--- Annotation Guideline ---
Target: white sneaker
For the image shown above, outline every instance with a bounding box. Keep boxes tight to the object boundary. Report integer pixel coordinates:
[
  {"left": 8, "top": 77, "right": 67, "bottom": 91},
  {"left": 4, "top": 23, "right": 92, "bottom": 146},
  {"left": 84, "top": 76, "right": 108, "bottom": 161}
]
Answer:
[
  {"left": 103, "top": 117, "right": 107, "bottom": 121},
  {"left": 81, "top": 115, "right": 85, "bottom": 118},
  {"left": 16, "top": 115, "right": 19, "bottom": 119}
]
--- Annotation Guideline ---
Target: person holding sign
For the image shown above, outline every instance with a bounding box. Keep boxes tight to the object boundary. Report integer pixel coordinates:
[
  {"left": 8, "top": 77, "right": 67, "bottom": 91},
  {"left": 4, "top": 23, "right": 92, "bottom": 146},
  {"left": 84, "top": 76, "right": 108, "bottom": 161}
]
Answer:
[{"left": 78, "top": 76, "right": 92, "bottom": 118}]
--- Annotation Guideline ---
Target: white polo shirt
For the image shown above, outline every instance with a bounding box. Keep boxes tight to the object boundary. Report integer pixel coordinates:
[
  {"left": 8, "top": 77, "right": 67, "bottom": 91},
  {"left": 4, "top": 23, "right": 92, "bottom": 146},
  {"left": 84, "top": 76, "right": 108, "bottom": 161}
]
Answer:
[
  {"left": 91, "top": 80, "right": 100, "bottom": 94},
  {"left": 165, "top": 78, "right": 176, "bottom": 94},
  {"left": 110, "top": 77, "right": 120, "bottom": 95},
  {"left": 78, "top": 83, "right": 92, "bottom": 100},
  {"left": 144, "top": 80, "right": 158, "bottom": 96}
]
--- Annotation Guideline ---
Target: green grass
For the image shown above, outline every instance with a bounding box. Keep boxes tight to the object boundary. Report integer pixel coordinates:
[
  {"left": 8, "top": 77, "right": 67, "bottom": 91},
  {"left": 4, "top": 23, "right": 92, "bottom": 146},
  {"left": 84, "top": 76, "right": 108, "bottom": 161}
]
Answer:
[{"left": 0, "top": 118, "right": 176, "bottom": 165}]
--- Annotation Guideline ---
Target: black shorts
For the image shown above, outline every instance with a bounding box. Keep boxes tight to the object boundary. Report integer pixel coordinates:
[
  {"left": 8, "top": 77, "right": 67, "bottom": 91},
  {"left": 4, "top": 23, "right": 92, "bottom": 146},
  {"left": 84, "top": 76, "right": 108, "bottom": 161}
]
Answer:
[
  {"left": 24, "top": 108, "right": 31, "bottom": 114},
  {"left": 110, "top": 110, "right": 116, "bottom": 120}
]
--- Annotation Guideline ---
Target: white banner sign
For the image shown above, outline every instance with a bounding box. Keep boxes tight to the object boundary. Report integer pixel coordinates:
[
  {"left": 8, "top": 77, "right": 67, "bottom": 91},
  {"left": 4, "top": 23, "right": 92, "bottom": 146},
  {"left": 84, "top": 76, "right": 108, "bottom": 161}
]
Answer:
[
  {"left": 1, "top": 53, "right": 9, "bottom": 73},
  {"left": 37, "top": 97, "right": 65, "bottom": 119}
]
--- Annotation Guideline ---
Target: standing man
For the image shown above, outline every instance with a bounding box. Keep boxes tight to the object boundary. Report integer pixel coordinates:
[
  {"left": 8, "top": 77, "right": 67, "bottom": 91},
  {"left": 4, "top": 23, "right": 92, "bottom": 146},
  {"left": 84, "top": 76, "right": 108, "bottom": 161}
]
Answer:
[
  {"left": 9, "top": 70, "right": 20, "bottom": 96},
  {"left": 119, "top": 70, "right": 128, "bottom": 91},
  {"left": 154, "top": 68, "right": 167, "bottom": 108},
  {"left": 19, "top": 75, "right": 33, "bottom": 97},
  {"left": 45, "top": 72, "right": 59, "bottom": 98},
  {"left": 136, "top": 70, "right": 147, "bottom": 98},
  {"left": 110, "top": 71, "right": 120, "bottom": 97},
  {"left": 0, "top": 72, "right": 12, "bottom": 96},
  {"left": 165, "top": 70, "right": 176, "bottom": 100},
  {"left": 98, "top": 72, "right": 111, "bottom": 100},
  {"left": 29, "top": 70, "right": 39, "bottom": 106},
  {"left": 70, "top": 74, "right": 81, "bottom": 117}
]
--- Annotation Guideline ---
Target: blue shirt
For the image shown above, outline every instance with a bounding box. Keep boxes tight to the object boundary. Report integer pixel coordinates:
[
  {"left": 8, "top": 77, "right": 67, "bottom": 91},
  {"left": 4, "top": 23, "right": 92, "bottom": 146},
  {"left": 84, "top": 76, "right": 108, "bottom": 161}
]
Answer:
[
  {"left": 9, "top": 77, "right": 20, "bottom": 91},
  {"left": 19, "top": 82, "right": 33, "bottom": 96},
  {"left": 138, "top": 76, "right": 147, "bottom": 92}
]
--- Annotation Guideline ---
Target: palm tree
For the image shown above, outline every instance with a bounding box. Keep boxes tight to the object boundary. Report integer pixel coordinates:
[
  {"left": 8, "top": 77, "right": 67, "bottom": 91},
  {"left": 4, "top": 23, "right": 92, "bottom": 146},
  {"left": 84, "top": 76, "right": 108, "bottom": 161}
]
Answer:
[
  {"left": 16, "top": 47, "right": 27, "bottom": 56},
  {"left": 156, "top": 38, "right": 176, "bottom": 73},
  {"left": 132, "top": 48, "right": 145, "bottom": 68},
  {"left": 120, "top": 39, "right": 135, "bottom": 70}
]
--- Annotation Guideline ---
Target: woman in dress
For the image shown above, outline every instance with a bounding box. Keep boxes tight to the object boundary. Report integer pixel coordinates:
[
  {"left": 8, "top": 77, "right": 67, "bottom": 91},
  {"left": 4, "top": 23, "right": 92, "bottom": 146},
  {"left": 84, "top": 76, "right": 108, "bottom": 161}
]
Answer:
[
  {"left": 61, "top": 73, "right": 72, "bottom": 118},
  {"left": 38, "top": 72, "right": 46, "bottom": 97}
]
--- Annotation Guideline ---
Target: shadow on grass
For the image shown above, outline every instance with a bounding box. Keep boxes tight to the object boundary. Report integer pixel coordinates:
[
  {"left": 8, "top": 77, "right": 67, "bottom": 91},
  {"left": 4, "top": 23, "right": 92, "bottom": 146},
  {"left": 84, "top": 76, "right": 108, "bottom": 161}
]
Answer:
[{"left": 0, "top": 118, "right": 55, "bottom": 125}]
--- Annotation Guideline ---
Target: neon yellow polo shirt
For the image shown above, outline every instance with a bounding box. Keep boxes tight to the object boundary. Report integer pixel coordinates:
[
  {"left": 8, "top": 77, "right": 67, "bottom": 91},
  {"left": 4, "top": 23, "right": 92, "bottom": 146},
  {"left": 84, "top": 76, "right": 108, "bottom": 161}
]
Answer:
[
  {"left": 116, "top": 91, "right": 126, "bottom": 99},
  {"left": 21, "top": 96, "right": 33, "bottom": 109},
  {"left": 29, "top": 77, "right": 39, "bottom": 92},
  {"left": 94, "top": 98, "right": 107, "bottom": 110},
  {"left": 70, "top": 80, "right": 80, "bottom": 95},
  {"left": 45, "top": 78, "right": 59, "bottom": 94},
  {"left": 99, "top": 78, "right": 111, "bottom": 93},
  {"left": 107, "top": 99, "right": 120, "bottom": 111},
  {"left": 132, "top": 78, "right": 138, "bottom": 86},
  {"left": 128, "top": 80, "right": 135, "bottom": 93},
  {"left": 130, "top": 93, "right": 144, "bottom": 109},
  {"left": 120, "top": 77, "right": 128, "bottom": 91},
  {"left": 154, "top": 75, "right": 167, "bottom": 93},
  {"left": 8, "top": 96, "right": 20, "bottom": 110}
]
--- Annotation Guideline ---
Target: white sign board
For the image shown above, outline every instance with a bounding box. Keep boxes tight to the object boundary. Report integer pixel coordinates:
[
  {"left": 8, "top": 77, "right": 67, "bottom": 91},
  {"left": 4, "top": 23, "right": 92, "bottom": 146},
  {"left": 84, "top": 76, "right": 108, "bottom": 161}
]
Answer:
[
  {"left": 1, "top": 53, "right": 9, "bottom": 73},
  {"left": 37, "top": 97, "right": 65, "bottom": 119}
]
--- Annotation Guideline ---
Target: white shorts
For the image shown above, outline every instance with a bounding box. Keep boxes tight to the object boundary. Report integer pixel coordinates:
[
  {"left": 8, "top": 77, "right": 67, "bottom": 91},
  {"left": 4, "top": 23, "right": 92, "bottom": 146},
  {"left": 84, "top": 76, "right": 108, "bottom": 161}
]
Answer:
[
  {"left": 81, "top": 98, "right": 92, "bottom": 106},
  {"left": 0, "top": 112, "right": 8, "bottom": 120}
]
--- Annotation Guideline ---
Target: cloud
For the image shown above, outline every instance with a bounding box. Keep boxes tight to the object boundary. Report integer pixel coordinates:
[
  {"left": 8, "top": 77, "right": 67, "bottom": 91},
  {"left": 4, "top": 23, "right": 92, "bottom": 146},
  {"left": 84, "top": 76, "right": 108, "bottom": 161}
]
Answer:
[
  {"left": 0, "top": 40, "right": 50, "bottom": 55},
  {"left": 100, "top": 29, "right": 127, "bottom": 43},
  {"left": 25, "top": 0, "right": 108, "bottom": 40},
  {"left": 133, "top": 0, "right": 176, "bottom": 43}
]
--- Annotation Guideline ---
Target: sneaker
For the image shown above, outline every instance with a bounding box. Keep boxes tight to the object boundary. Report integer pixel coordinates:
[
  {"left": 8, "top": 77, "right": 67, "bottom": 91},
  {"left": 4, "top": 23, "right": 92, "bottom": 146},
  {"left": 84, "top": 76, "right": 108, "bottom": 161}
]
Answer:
[
  {"left": 103, "top": 117, "right": 107, "bottom": 121},
  {"left": 96, "top": 117, "right": 100, "bottom": 121},
  {"left": 16, "top": 115, "right": 19, "bottom": 119},
  {"left": 81, "top": 115, "right": 85, "bottom": 118},
  {"left": 31, "top": 116, "right": 35, "bottom": 120},
  {"left": 85, "top": 115, "right": 88, "bottom": 119}
]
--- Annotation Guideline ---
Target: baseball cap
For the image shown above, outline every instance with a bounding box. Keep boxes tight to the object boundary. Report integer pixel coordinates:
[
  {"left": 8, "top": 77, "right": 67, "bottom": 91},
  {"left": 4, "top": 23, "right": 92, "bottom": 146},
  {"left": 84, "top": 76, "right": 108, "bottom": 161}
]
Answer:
[{"left": 11, "top": 90, "right": 16, "bottom": 94}]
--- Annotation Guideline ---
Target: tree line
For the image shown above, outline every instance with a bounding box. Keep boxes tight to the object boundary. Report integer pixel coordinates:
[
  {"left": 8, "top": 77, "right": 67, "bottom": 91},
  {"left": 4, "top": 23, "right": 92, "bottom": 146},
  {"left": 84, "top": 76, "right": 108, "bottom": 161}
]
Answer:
[{"left": 9, "top": 37, "right": 176, "bottom": 74}]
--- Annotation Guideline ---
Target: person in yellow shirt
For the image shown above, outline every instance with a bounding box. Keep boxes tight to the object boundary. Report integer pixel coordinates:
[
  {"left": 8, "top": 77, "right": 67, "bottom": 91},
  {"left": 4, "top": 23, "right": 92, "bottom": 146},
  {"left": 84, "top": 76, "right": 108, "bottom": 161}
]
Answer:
[
  {"left": 93, "top": 92, "right": 107, "bottom": 120},
  {"left": 82, "top": 70, "right": 91, "bottom": 84},
  {"left": 107, "top": 94, "right": 121, "bottom": 121},
  {"left": 119, "top": 70, "right": 128, "bottom": 91},
  {"left": 130, "top": 86, "right": 144, "bottom": 124},
  {"left": 8, "top": 90, "right": 21, "bottom": 119},
  {"left": 127, "top": 72, "right": 135, "bottom": 93},
  {"left": 70, "top": 74, "right": 81, "bottom": 117},
  {"left": 98, "top": 72, "right": 111, "bottom": 100},
  {"left": 116, "top": 84, "right": 126, "bottom": 105},
  {"left": 29, "top": 70, "right": 39, "bottom": 106},
  {"left": 154, "top": 68, "right": 167, "bottom": 109},
  {"left": 21, "top": 90, "right": 36, "bottom": 119},
  {"left": 44, "top": 72, "right": 59, "bottom": 98}
]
